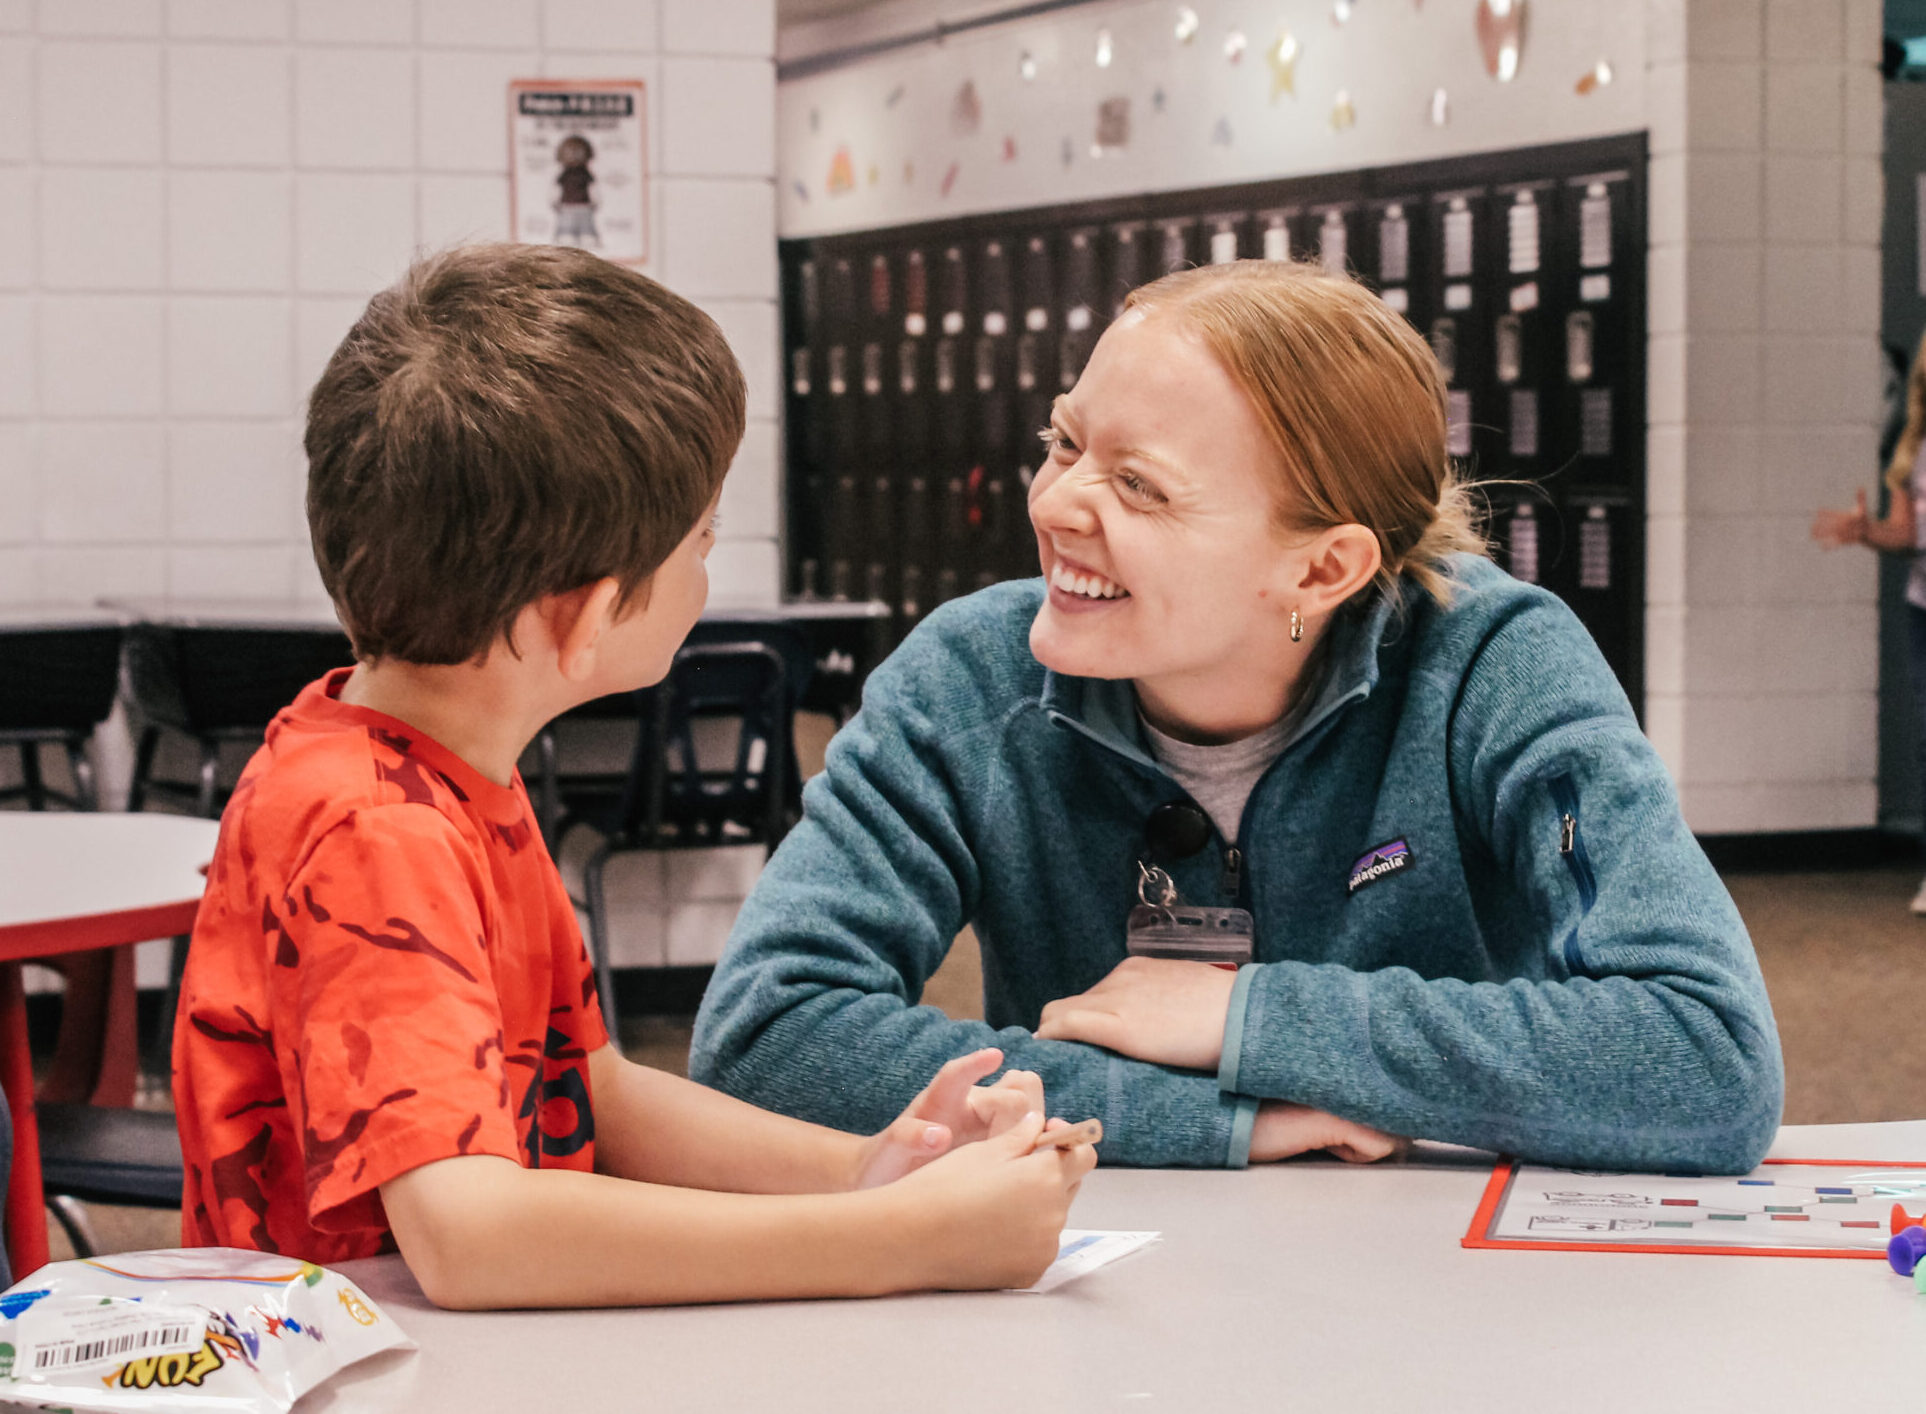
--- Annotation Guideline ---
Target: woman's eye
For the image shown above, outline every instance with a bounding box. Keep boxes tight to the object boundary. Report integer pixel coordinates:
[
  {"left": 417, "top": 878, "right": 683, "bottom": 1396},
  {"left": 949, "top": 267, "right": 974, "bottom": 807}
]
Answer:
[{"left": 1041, "top": 426, "right": 1078, "bottom": 459}]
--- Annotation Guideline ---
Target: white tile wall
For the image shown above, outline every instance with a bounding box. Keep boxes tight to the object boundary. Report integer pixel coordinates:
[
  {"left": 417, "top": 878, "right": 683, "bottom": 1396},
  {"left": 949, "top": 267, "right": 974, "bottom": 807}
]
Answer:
[
  {"left": 3, "top": 1, "right": 782, "bottom": 969},
  {"left": 168, "top": 44, "right": 294, "bottom": 168},
  {"left": 1649, "top": 0, "right": 1881, "bottom": 832}
]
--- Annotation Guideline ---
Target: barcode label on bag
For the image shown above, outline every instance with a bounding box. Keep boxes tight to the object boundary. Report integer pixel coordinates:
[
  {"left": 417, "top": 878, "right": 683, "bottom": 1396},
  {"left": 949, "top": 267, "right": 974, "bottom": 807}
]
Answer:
[{"left": 17, "top": 1304, "right": 205, "bottom": 1374}]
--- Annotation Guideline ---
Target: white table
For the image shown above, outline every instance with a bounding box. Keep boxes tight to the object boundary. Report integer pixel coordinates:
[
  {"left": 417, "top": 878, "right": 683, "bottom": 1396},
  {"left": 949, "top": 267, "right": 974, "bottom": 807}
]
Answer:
[
  {"left": 0, "top": 813, "right": 221, "bottom": 1277},
  {"left": 311, "top": 1120, "right": 1926, "bottom": 1413}
]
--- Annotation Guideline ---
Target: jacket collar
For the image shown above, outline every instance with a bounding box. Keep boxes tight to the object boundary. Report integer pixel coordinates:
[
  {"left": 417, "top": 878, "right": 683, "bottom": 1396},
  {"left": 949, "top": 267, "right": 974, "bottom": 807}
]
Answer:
[{"left": 1038, "top": 580, "right": 1404, "bottom": 768}]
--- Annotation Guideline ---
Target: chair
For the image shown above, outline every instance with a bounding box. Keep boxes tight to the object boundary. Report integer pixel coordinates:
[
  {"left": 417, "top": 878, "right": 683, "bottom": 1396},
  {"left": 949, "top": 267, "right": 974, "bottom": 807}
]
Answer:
[
  {"left": 125, "top": 620, "right": 355, "bottom": 819},
  {"left": 555, "top": 638, "right": 802, "bottom": 1037},
  {"left": 38, "top": 1105, "right": 183, "bottom": 1258},
  {"left": 0, "top": 621, "right": 124, "bottom": 811}
]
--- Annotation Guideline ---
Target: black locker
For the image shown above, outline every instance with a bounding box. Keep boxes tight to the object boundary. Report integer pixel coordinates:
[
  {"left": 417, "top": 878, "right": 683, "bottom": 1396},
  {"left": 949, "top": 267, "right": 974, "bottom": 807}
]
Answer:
[{"left": 779, "top": 134, "right": 1647, "bottom": 709}]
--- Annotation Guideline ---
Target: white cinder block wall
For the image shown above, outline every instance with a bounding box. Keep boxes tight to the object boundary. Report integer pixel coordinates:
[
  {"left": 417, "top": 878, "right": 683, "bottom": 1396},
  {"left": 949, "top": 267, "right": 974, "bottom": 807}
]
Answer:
[
  {"left": 0, "top": 0, "right": 780, "bottom": 610},
  {"left": 1642, "top": 0, "right": 1884, "bottom": 832},
  {"left": 781, "top": 0, "right": 1888, "bottom": 836},
  {"left": 0, "top": 0, "right": 781, "bottom": 971}
]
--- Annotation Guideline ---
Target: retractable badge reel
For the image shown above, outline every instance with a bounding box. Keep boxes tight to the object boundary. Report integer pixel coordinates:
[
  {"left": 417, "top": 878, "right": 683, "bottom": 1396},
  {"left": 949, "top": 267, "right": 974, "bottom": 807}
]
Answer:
[{"left": 1126, "top": 802, "right": 1254, "bottom": 969}]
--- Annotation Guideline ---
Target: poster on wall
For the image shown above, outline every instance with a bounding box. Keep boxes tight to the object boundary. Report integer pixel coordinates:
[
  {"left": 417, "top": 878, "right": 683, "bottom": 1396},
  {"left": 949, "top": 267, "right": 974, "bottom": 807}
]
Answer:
[{"left": 508, "top": 79, "right": 649, "bottom": 265}]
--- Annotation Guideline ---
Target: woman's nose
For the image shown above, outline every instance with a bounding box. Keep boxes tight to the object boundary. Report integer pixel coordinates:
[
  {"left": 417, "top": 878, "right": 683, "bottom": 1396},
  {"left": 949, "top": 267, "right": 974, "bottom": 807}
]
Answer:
[{"left": 1028, "top": 463, "right": 1100, "bottom": 537}]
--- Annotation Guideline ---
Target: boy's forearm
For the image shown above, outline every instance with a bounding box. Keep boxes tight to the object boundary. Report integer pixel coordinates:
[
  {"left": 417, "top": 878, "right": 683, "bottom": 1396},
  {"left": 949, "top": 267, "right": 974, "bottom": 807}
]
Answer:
[
  {"left": 385, "top": 1156, "right": 927, "bottom": 1309},
  {"left": 588, "top": 1045, "right": 861, "bottom": 1193}
]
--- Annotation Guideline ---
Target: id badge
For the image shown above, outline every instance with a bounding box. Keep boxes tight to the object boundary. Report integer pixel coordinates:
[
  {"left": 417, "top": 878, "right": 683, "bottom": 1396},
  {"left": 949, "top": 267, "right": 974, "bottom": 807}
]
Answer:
[{"left": 1126, "top": 903, "right": 1254, "bottom": 968}]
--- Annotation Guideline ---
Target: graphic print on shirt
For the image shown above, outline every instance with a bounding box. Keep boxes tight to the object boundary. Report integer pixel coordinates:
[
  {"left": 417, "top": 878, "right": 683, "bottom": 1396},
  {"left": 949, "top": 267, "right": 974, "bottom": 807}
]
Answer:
[{"left": 1347, "top": 838, "right": 1414, "bottom": 895}]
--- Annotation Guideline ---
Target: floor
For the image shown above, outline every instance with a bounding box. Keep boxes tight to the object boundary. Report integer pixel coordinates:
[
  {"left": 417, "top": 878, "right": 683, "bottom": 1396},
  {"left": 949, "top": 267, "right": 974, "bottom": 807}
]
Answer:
[{"left": 38, "top": 859, "right": 1926, "bottom": 1263}]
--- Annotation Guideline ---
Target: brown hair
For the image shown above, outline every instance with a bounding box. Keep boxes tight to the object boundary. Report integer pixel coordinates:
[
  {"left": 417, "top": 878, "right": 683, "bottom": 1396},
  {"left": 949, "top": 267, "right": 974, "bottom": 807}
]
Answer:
[
  {"left": 1124, "top": 260, "right": 1486, "bottom": 605},
  {"left": 306, "top": 243, "right": 745, "bottom": 664},
  {"left": 1887, "top": 328, "right": 1926, "bottom": 494}
]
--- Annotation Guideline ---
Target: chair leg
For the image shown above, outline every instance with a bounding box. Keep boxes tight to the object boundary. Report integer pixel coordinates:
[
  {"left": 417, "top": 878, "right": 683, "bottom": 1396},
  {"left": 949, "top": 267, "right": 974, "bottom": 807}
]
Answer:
[
  {"left": 536, "top": 728, "right": 560, "bottom": 847},
  {"left": 128, "top": 726, "right": 161, "bottom": 812},
  {"left": 20, "top": 742, "right": 44, "bottom": 812},
  {"left": 195, "top": 739, "right": 221, "bottom": 819},
  {"left": 64, "top": 737, "right": 97, "bottom": 813},
  {"left": 582, "top": 842, "right": 622, "bottom": 1050},
  {"left": 156, "top": 934, "right": 190, "bottom": 1074},
  {"left": 47, "top": 1196, "right": 99, "bottom": 1259}
]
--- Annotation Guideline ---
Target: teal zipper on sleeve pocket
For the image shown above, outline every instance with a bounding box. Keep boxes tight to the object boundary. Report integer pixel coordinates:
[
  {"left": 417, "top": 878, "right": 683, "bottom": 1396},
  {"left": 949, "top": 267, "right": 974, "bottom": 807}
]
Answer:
[{"left": 1547, "top": 775, "right": 1596, "bottom": 973}]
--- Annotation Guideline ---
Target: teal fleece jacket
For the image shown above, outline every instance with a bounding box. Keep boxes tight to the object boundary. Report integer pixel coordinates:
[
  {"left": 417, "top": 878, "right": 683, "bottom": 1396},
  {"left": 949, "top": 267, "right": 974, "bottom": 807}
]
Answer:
[{"left": 690, "top": 556, "right": 1784, "bottom": 1173}]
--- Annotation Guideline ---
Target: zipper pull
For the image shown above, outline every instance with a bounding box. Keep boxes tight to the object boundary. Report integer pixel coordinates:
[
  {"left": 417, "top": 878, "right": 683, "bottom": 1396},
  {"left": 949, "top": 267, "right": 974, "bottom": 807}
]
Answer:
[
  {"left": 1221, "top": 846, "right": 1243, "bottom": 900},
  {"left": 1559, "top": 813, "right": 1576, "bottom": 855}
]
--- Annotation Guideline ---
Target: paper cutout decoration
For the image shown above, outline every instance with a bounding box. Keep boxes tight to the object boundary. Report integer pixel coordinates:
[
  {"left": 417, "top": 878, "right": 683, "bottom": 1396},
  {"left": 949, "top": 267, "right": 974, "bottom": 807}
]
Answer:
[
  {"left": 1429, "top": 87, "right": 1450, "bottom": 125},
  {"left": 1211, "top": 117, "right": 1233, "bottom": 145},
  {"left": 885, "top": 84, "right": 905, "bottom": 108},
  {"left": 1020, "top": 50, "right": 1037, "bottom": 80},
  {"left": 941, "top": 161, "right": 960, "bottom": 196},
  {"left": 809, "top": 108, "right": 820, "bottom": 132},
  {"left": 903, "top": 160, "right": 914, "bottom": 184},
  {"left": 1332, "top": 0, "right": 1353, "bottom": 21},
  {"left": 1153, "top": 86, "right": 1167, "bottom": 113},
  {"left": 1331, "top": 90, "right": 1356, "bottom": 130},
  {"left": 951, "top": 80, "right": 982, "bottom": 136},
  {"left": 1096, "top": 28, "right": 1113, "bottom": 67},
  {"left": 866, "top": 162, "right": 880, "bottom": 186},
  {"left": 1061, "top": 135, "right": 1074, "bottom": 167},
  {"left": 1096, "top": 96, "right": 1130, "bottom": 150},
  {"left": 1476, "top": 0, "right": 1526, "bottom": 82},
  {"left": 1575, "top": 59, "right": 1614, "bottom": 94},
  {"left": 1002, "top": 135, "right": 1017, "bottom": 162},
  {"left": 826, "top": 147, "right": 855, "bottom": 195},
  {"left": 1175, "top": 6, "right": 1199, "bottom": 42},
  {"left": 791, "top": 180, "right": 809, "bottom": 203},
  {"left": 1224, "top": 30, "right": 1247, "bottom": 62},
  {"left": 1269, "top": 31, "right": 1299, "bottom": 100}
]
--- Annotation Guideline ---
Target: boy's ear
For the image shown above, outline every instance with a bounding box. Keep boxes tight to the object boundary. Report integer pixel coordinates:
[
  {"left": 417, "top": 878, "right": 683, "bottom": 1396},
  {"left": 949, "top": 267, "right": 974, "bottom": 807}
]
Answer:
[
  {"left": 1289, "top": 523, "right": 1382, "bottom": 616},
  {"left": 547, "top": 578, "right": 626, "bottom": 684}
]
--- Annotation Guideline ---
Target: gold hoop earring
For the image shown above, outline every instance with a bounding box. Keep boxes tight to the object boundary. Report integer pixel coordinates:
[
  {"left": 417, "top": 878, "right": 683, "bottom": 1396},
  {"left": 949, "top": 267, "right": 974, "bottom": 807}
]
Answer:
[{"left": 1290, "top": 609, "right": 1304, "bottom": 643}]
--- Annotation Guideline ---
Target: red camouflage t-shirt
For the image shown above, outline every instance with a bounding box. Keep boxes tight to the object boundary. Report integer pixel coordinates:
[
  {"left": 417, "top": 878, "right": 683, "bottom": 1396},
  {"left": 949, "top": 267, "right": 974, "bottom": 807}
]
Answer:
[{"left": 172, "top": 669, "right": 607, "bottom": 1262}]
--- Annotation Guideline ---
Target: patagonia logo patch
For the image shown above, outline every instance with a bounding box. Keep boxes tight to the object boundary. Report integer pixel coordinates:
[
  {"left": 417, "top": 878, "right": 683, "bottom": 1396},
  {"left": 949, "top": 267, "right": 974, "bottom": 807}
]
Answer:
[{"left": 1348, "top": 839, "right": 1412, "bottom": 894}]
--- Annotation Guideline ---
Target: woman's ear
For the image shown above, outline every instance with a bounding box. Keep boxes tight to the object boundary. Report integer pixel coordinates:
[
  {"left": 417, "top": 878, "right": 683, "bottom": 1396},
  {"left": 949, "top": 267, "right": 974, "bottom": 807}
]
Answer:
[
  {"left": 548, "top": 577, "right": 627, "bottom": 684},
  {"left": 1292, "top": 524, "right": 1383, "bottom": 616}
]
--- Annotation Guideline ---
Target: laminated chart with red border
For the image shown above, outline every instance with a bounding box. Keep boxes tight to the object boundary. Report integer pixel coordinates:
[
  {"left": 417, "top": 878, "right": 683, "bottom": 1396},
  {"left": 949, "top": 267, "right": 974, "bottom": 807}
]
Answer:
[{"left": 1463, "top": 1158, "right": 1926, "bottom": 1259}]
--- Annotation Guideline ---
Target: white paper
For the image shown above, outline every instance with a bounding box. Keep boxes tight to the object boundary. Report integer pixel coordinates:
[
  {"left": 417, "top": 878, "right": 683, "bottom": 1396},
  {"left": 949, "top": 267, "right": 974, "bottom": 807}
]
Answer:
[
  {"left": 1487, "top": 1163, "right": 1926, "bottom": 1250},
  {"left": 15, "top": 1303, "right": 205, "bottom": 1377},
  {"left": 1019, "top": 1230, "right": 1160, "bottom": 1293}
]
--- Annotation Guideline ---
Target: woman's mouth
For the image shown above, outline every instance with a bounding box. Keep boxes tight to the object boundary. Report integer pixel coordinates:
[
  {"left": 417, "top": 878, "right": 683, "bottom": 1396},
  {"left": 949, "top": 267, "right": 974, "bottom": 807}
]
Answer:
[{"left": 1048, "top": 562, "right": 1131, "bottom": 601}]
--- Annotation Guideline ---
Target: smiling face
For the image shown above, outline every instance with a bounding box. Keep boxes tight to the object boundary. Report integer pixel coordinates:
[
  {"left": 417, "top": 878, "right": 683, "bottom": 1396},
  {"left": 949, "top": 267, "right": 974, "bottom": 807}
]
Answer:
[{"left": 1027, "top": 308, "right": 1313, "bottom": 738}]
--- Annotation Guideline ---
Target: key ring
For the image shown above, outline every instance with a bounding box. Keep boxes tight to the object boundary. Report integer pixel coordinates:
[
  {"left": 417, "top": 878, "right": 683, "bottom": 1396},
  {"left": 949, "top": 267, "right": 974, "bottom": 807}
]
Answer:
[{"left": 1137, "top": 860, "right": 1178, "bottom": 908}]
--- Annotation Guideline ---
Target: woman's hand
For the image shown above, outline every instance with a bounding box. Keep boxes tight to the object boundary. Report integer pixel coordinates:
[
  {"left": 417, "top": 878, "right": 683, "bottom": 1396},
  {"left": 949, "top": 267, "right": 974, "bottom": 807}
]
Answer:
[
  {"left": 1812, "top": 491, "right": 1870, "bottom": 549},
  {"left": 851, "top": 1048, "right": 1053, "bottom": 1190},
  {"left": 1249, "top": 1101, "right": 1408, "bottom": 1164},
  {"left": 1035, "top": 957, "right": 1238, "bottom": 1071}
]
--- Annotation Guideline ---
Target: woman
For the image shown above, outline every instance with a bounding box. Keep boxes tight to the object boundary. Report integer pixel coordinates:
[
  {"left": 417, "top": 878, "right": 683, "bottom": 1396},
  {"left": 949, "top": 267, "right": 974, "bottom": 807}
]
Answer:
[
  {"left": 693, "top": 261, "right": 1783, "bottom": 1172},
  {"left": 1813, "top": 331, "right": 1926, "bottom": 912}
]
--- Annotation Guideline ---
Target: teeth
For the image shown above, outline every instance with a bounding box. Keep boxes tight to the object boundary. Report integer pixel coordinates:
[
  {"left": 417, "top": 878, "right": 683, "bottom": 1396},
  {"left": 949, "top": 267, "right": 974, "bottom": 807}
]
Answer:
[{"left": 1051, "top": 563, "right": 1128, "bottom": 600}]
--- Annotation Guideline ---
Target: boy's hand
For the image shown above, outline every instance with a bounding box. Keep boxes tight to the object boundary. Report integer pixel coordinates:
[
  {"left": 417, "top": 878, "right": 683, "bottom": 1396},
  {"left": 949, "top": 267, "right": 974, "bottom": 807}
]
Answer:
[
  {"left": 851, "top": 1047, "right": 1057, "bottom": 1190},
  {"left": 888, "top": 1110, "right": 1097, "bottom": 1290},
  {"left": 1249, "top": 1101, "right": 1408, "bottom": 1164},
  {"left": 1035, "top": 957, "right": 1238, "bottom": 1071}
]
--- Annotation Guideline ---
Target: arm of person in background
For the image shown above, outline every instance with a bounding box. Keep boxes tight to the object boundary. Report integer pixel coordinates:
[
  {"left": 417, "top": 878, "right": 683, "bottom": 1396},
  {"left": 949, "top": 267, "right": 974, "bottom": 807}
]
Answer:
[
  {"left": 689, "top": 620, "right": 1257, "bottom": 1169},
  {"left": 1813, "top": 477, "right": 1914, "bottom": 552},
  {"left": 1037, "top": 597, "right": 1783, "bottom": 1175}
]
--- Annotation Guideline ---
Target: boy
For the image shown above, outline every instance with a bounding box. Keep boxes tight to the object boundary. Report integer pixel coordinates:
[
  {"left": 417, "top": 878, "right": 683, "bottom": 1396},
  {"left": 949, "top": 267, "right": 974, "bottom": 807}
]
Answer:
[{"left": 172, "top": 244, "right": 1093, "bottom": 1309}]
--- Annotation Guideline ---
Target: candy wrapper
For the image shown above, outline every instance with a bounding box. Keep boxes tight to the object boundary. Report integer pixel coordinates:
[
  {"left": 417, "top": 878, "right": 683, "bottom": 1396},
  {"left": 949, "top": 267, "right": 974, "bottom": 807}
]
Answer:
[{"left": 0, "top": 1248, "right": 412, "bottom": 1412}]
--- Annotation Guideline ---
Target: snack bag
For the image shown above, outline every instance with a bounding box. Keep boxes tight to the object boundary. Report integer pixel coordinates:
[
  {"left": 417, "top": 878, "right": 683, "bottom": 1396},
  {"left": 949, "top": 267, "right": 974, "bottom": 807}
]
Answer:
[{"left": 0, "top": 1248, "right": 412, "bottom": 1412}]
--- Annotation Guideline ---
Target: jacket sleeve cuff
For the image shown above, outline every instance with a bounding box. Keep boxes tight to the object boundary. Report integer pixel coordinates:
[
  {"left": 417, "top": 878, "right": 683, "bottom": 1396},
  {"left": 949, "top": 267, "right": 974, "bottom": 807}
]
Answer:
[
  {"left": 1218, "top": 963, "right": 1260, "bottom": 1095},
  {"left": 1225, "top": 1094, "right": 1258, "bottom": 1168}
]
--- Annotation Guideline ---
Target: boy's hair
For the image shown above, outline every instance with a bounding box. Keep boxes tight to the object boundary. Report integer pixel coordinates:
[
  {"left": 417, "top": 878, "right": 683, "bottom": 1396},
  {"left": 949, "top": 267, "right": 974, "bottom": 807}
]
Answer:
[{"left": 307, "top": 243, "right": 745, "bottom": 664}]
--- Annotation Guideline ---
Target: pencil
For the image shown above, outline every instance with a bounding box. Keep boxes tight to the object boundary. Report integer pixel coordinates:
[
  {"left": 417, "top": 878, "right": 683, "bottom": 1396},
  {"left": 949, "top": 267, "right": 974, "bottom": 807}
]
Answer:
[{"left": 1031, "top": 1118, "right": 1103, "bottom": 1151}]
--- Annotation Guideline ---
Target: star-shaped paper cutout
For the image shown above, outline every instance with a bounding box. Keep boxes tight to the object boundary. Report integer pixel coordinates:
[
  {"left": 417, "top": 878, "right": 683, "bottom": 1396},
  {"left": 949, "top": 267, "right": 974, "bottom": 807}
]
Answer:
[{"left": 1269, "top": 30, "right": 1299, "bottom": 100}]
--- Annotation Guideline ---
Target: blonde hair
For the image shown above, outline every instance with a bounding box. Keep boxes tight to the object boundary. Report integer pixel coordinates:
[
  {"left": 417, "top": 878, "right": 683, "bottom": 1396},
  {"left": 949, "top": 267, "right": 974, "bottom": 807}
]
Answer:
[
  {"left": 1887, "top": 329, "right": 1926, "bottom": 494},
  {"left": 1124, "top": 260, "right": 1486, "bottom": 606}
]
